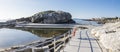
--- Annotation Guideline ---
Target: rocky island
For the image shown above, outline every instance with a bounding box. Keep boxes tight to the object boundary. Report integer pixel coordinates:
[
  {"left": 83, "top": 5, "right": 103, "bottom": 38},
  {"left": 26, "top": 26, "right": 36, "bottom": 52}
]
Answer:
[{"left": 7, "top": 10, "right": 75, "bottom": 25}]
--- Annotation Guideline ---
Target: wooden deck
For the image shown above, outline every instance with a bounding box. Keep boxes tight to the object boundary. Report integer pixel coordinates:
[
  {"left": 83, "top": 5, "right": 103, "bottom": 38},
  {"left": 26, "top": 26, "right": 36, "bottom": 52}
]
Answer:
[{"left": 61, "top": 28, "right": 104, "bottom": 52}]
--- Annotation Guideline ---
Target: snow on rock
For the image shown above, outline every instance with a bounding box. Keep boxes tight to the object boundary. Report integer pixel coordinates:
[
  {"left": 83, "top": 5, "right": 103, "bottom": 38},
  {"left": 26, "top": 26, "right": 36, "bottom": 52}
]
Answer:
[{"left": 91, "top": 22, "right": 120, "bottom": 52}]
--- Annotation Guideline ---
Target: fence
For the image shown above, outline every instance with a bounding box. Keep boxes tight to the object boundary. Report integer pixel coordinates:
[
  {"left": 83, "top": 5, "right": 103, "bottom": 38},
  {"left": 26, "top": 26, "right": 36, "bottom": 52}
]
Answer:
[{"left": 15, "top": 29, "right": 73, "bottom": 52}]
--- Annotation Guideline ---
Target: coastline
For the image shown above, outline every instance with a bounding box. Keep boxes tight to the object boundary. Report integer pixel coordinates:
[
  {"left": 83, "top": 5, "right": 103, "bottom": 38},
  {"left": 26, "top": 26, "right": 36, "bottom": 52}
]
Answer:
[{"left": 0, "top": 27, "right": 73, "bottom": 52}]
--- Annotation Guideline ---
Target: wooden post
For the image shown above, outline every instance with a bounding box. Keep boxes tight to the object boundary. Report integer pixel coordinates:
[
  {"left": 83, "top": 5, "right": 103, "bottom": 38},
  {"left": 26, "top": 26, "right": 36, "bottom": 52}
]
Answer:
[
  {"left": 53, "top": 35, "right": 56, "bottom": 52},
  {"left": 106, "top": 49, "right": 109, "bottom": 52},
  {"left": 109, "top": 49, "right": 112, "bottom": 52},
  {"left": 62, "top": 34, "right": 66, "bottom": 52},
  {"left": 64, "top": 34, "right": 66, "bottom": 46},
  {"left": 68, "top": 31, "right": 71, "bottom": 45},
  {"left": 32, "top": 47, "right": 35, "bottom": 52}
]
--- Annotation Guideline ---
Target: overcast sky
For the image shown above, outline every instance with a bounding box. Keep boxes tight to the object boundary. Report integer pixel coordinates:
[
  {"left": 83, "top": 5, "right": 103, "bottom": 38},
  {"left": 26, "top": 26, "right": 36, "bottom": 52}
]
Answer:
[{"left": 0, "top": 0, "right": 120, "bottom": 22}]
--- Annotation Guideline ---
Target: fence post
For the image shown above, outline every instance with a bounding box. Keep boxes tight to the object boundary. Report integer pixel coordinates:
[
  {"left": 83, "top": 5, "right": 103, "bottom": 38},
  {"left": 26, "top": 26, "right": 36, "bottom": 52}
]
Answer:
[
  {"left": 62, "top": 34, "right": 66, "bottom": 52},
  {"left": 64, "top": 34, "right": 66, "bottom": 46},
  {"left": 32, "top": 47, "right": 35, "bottom": 52},
  {"left": 109, "top": 49, "right": 112, "bottom": 52},
  {"left": 69, "top": 30, "right": 71, "bottom": 45},
  {"left": 53, "top": 35, "right": 56, "bottom": 52}
]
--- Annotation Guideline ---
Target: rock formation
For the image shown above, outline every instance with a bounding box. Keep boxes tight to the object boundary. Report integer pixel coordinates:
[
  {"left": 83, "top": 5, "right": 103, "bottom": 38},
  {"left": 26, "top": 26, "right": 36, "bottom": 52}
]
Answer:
[
  {"left": 30, "top": 10, "right": 75, "bottom": 24},
  {"left": 14, "top": 10, "right": 75, "bottom": 24},
  {"left": 91, "top": 22, "right": 120, "bottom": 52}
]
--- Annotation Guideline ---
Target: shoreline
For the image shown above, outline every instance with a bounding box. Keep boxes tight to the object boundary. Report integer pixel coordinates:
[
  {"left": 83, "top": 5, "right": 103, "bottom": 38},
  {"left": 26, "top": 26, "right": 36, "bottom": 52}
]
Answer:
[{"left": 0, "top": 28, "right": 72, "bottom": 52}]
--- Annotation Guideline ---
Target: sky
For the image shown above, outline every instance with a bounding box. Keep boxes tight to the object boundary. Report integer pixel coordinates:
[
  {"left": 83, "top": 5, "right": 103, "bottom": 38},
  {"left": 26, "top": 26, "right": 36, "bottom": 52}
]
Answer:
[{"left": 0, "top": 0, "right": 120, "bottom": 22}]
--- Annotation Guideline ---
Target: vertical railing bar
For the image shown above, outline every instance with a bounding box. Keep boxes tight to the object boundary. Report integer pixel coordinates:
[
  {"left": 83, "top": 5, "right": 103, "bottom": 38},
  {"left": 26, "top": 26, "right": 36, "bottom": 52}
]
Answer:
[
  {"left": 53, "top": 35, "right": 56, "bottom": 52},
  {"left": 69, "top": 30, "right": 71, "bottom": 45},
  {"left": 32, "top": 47, "right": 35, "bottom": 52}
]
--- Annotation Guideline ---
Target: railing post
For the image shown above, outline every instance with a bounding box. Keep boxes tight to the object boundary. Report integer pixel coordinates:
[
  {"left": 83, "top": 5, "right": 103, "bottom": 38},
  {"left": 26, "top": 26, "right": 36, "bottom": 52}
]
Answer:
[
  {"left": 68, "top": 30, "right": 71, "bottom": 45},
  {"left": 53, "top": 35, "right": 56, "bottom": 52},
  {"left": 64, "top": 34, "right": 65, "bottom": 46},
  {"left": 62, "top": 34, "right": 66, "bottom": 52},
  {"left": 32, "top": 47, "right": 35, "bottom": 52}
]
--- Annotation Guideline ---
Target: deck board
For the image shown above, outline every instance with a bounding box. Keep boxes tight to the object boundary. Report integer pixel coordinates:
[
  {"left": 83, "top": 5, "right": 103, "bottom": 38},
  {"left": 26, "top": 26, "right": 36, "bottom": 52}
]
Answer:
[{"left": 61, "top": 28, "right": 102, "bottom": 52}]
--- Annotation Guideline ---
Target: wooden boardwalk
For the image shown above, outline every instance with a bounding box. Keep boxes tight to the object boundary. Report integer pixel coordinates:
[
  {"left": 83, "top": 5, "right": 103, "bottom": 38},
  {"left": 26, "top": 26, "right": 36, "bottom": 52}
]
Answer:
[{"left": 61, "top": 28, "right": 103, "bottom": 52}]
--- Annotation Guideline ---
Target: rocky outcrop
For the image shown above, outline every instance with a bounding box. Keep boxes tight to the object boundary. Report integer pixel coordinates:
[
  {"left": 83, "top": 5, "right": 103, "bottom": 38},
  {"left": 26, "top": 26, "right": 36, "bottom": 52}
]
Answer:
[
  {"left": 29, "top": 10, "right": 75, "bottom": 24},
  {"left": 91, "top": 22, "right": 120, "bottom": 52},
  {"left": 13, "top": 10, "right": 75, "bottom": 24}
]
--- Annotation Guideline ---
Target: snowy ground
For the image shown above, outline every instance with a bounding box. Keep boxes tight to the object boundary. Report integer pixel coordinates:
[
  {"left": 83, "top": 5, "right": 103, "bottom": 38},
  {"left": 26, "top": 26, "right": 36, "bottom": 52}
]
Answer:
[{"left": 91, "top": 22, "right": 120, "bottom": 52}]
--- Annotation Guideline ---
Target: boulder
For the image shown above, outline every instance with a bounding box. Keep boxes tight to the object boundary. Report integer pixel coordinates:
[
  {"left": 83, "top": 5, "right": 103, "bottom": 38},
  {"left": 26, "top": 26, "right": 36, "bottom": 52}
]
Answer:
[
  {"left": 30, "top": 10, "right": 75, "bottom": 24},
  {"left": 8, "top": 10, "right": 75, "bottom": 24}
]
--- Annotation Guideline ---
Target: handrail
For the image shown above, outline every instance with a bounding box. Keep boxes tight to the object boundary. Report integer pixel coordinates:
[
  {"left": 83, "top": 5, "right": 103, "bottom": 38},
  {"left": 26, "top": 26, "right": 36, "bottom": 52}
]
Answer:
[
  {"left": 34, "top": 29, "right": 73, "bottom": 52},
  {"left": 14, "top": 29, "right": 73, "bottom": 52},
  {"left": 36, "top": 29, "right": 72, "bottom": 47}
]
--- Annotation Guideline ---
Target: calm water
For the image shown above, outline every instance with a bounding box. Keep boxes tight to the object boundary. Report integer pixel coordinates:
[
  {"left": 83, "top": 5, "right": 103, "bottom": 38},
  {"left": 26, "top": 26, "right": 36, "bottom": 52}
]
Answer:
[{"left": 0, "top": 28, "right": 69, "bottom": 49}]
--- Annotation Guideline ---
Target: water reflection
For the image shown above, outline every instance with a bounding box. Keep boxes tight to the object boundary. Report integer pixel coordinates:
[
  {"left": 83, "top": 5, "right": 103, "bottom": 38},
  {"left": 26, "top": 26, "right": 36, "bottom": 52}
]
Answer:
[
  {"left": 0, "top": 28, "right": 70, "bottom": 49},
  {"left": 0, "top": 28, "right": 42, "bottom": 49},
  {"left": 21, "top": 28, "right": 70, "bottom": 38}
]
